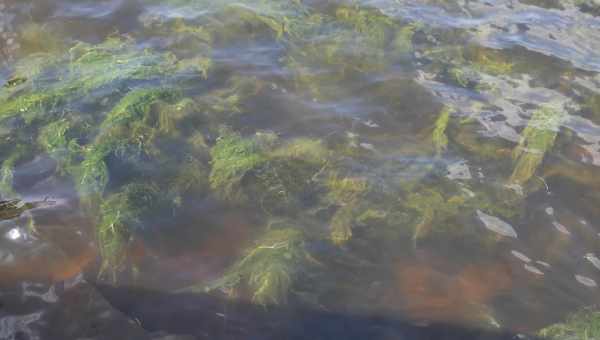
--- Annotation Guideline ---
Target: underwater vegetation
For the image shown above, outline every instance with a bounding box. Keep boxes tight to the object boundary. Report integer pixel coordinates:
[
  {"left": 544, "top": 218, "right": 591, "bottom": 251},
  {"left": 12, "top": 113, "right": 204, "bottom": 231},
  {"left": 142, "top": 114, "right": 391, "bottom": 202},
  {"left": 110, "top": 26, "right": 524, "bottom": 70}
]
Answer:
[
  {"left": 186, "top": 227, "right": 315, "bottom": 306},
  {"left": 4, "top": 1, "right": 600, "bottom": 338},
  {"left": 0, "top": 30, "right": 214, "bottom": 275},
  {"left": 324, "top": 174, "right": 372, "bottom": 245},
  {"left": 509, "top": 107, "right": 565, "bottom": 186},
  {"left": 209, "top": 129, "right": 328, "bottom": 214},
  {"left": 539, "top": 307, "right": 600, "bottom": 340},
  {"left": 432, "top": 106, "right": 453, "bottom": 155}
]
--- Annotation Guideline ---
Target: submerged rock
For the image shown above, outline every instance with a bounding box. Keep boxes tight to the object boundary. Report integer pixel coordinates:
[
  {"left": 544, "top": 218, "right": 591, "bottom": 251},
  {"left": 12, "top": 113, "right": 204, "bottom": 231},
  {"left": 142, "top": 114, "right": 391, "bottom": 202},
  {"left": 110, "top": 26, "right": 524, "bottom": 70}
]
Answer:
[{"left": 476, "top": 210, "right": 518, "bottom": 239}]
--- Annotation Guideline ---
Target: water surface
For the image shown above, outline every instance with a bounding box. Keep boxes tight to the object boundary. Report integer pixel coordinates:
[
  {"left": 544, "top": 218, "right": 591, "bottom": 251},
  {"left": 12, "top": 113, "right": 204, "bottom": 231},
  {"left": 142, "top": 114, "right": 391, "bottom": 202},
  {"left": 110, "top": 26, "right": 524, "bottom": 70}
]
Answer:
[{"left": 2, "top": 0, "right": 600, "bottom": 339}]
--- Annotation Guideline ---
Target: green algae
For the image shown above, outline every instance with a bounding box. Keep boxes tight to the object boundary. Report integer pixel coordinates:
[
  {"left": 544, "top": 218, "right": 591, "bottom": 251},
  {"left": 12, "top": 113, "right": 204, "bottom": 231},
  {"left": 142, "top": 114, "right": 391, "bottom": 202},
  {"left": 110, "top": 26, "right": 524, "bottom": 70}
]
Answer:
[
  {"left": 432, "top": 106, "right": 453, "bottom": 155},
  {"left": 326, "top": 175, "right": 369, "bottom": 205},
  {"left": 283, "top": 4, "right": 415, "bottom": 100},
  {"left": 209, "top": 129, "right": 268, "bottom": 203},
  {"left": 199, "top": 76, "right": 264, "bottom": 121},
  {"left": 209, "top": 129, "right": 328, "bottom": 214},
  {"left": 0, "top": 30, "right": 217, "bottom": 271},
  {"left": 468, "top": 47, "right": 514, "bottom": 76},
  {"left": 97, "top": 182, "right": 173, "bottom": 280},
  {"left": 0, "top": 36, "right": 184, "bottom": 124},
  {"left": 68, "top": 37, "right": 178, "bottom": 93},
  {"left": 401, "top": 177, "right": 523, "bottom": 248},
  {"left": 1, "top": 3, "right": 596, "bottom": 328},
  {"left": 539, "top": 307, "right": 600, "bottom": 340},
  {"left": 405, "top": 188, "right": 460, "bottom": 247},
  {"left": 0, "top": 144, "right": 35, "bottom": 198},
  {"left": 326, "top": 175, "right": 370, "bottom": 245},
  {"left": 75, "top": 88, "right": 180, "bottom": 198},
  {"left": 100, "top": 88, "right": 180, "bottom": 129},
  {"left": 196, "top": 227, "right": 311, "bottom": 306},
  {"left": 37, "top": 118, "right": 83, "bottom": 173},
  {"left": 510, "top": 107, "right": 565, "bottom": 186}
]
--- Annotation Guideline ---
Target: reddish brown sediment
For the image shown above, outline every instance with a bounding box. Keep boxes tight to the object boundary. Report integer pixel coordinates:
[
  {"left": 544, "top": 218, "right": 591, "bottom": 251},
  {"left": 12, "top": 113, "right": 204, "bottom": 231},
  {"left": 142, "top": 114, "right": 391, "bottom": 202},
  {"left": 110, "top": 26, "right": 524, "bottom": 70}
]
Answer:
[
  {"left": 139, "top": 212, "right": 256, "bottom": 288},
  {"left": 383, "top": 261, "right": 512, "bottom": 326},
  {"left": 0, "top": 246, "right": 97, "bottom": 285}
]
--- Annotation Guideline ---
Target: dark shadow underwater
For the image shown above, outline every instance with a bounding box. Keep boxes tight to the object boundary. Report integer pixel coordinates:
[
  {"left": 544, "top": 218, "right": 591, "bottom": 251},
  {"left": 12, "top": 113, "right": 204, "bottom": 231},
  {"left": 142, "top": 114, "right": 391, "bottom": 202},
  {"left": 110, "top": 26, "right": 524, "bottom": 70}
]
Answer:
[{"left": 91, "top": 281, "right": 541, "bottom": 340}]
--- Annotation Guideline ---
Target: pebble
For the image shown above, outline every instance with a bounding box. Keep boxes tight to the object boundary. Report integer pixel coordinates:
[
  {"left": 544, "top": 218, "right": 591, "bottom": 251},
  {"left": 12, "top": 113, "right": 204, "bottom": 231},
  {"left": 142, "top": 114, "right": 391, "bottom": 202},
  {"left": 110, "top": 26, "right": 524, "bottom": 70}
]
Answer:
[
  {"left": 511, "top": 250, "right": 532, "bottom": 263},
  {"left": 552, "top": 221, "right": 571, "bottom": 235},
  {"left": 584, "top": 253, "right": 600, "bottom": 271},
  {"left": 575, "top": 274, "right": 598, "bottom": 288},
  {"left": 477, "top": 210, "right": 518, "bottom": 238},
  {"left": 523, "top": 264, "right": 544, "bottom": 276}
]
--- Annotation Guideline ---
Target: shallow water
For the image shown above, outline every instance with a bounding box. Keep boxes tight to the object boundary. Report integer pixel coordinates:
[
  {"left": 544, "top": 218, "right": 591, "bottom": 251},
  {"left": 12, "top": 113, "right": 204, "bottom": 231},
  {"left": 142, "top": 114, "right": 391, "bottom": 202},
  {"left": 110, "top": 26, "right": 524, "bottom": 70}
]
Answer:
[{"left": 2, "top": 0, "right": 600, "bottom": 339}]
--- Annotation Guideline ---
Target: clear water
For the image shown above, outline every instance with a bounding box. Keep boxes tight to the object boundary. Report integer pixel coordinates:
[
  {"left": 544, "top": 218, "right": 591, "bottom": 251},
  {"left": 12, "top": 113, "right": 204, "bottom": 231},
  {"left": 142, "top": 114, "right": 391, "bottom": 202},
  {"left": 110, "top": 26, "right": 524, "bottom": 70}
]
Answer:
[{"left": 2, "top": 0, "right": 600, "bottom": 339}]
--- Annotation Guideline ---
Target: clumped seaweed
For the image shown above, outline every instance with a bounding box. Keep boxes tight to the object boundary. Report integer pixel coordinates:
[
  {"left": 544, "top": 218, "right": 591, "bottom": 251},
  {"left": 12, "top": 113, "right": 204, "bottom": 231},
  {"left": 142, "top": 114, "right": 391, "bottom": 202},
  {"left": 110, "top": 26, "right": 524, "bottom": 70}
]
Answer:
[
  {"left": 198, "top": 227, "right": 312, "bottom": 306},
  {"left": 209, "top": 129, "right": 328, "bottom": 214},
  {"left": 209, "top": 129, "right": 268, "bottom": 203},
  {"left": 74, "top": 88, "right": 181, "bottom": 197},
  {"left": 97, "top": 182, "right": 174, "bottom": 280},
  {"left": 0, "top": 144, "right": 35, "bottom": 198},
  {"left": 326, "top": 174, "right": 369, "bottom": 245},
  {"left": 0, "top": 36, "right": 180, "bottom": 123},
  {"left": 0, "top": 29, "right": 217, "bottom": 273},
  {"left": 283, "top": 3, "right": 415, "bottom": 100}
]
